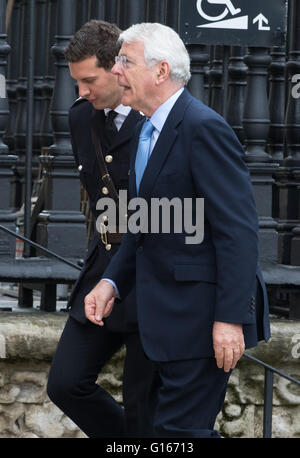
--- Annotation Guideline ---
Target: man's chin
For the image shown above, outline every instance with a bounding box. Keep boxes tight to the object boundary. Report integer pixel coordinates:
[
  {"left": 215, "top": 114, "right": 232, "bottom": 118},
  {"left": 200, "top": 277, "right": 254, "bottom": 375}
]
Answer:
[
  {"left": 91, "top": 101, "right": 103, "bottom": 110},
  {"left": 120, "top": 97, "right": 131, "bottom": 107},
  {"left": 121, "top": 90, "right": 134, "bottom": 107}
]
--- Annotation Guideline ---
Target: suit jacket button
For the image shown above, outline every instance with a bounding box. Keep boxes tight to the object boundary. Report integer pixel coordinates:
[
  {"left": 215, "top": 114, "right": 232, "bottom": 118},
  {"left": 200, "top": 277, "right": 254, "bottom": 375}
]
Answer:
[
  {"left": 102, "top": 187, "right": 109, "bottom": 195},
  {"left": 105, "top": 155, "right": 113, "bottom": 163},
  {"left": 78, "top": 165, "right": 83, "bottom": 171},
  {"left": 137, "top": 245, "right": 143, "bottom": 252}
]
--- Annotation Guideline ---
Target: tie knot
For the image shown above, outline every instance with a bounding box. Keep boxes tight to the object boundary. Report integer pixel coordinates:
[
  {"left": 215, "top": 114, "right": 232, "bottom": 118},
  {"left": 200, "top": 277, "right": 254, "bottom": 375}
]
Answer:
[
  {"left": 106, "top": 110, "right": 118, "bottom": 124},
  {"left": 140, "top": 119, "right": 155, "bottom": 139}
]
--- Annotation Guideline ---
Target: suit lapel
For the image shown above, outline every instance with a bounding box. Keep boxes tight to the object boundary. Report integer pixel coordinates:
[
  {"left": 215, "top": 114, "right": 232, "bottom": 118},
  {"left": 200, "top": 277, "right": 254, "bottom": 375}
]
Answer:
[
  {"left": 90, "top": 106, "right": 143, "bottom": 152},
  {"left": 89, "top": 107, "right": 145, "bottom": 198},
  {"left": 107, "top": 109, "right": 143, "bottom": 153},
  {"left": 129, "top": 119, "right": 144, "bottom": 198},
  {"left": 74, "top": 106, "right": 103, "bottom": 171},
  {"left": 137, "top": 89, "right": 193, "bottom": 201},
  {"left": 90, "top": 107, "right": 106, "bottom": 136}
]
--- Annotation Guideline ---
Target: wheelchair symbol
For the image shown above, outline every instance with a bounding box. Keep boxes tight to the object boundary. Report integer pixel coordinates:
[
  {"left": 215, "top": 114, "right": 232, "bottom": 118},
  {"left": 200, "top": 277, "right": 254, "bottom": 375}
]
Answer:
[{"left": 197, "top": 0, "right": 241, "bottom": 22}]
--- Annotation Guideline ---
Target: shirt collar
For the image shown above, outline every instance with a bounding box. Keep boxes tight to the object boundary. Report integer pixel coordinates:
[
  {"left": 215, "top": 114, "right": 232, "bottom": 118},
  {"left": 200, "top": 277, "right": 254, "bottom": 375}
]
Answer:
[
  {"left": 149, "top": 87, "right": 184, "bottom": 133},
  {"left": 104, "top": 104, "right": 131, "bottom": 117}
]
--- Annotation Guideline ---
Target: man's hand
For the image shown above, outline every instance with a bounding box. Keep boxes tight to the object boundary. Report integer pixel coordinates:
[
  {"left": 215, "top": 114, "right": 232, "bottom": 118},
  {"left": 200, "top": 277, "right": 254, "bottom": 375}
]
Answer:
[
  {"left": 84, "top": 280, "right": 116, "bottom": 326},
  {"left": 213, "top": 321, "right": 245, "bottom": 372}
]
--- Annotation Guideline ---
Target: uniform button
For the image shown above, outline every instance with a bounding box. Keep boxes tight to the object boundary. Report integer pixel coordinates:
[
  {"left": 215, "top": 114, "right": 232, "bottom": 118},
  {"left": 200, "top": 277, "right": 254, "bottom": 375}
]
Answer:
[
  {"left": 105, "top": 155, "right": 113, "bottom": 163},
  {"left": 102, "top": 187, "right": 109, "bottom": 195},
  {"left": 137, "top": 245, "right": 143, "bottom": 252},
  {"left": 78, "top": 165, "right": 83, "bottom": 171}
]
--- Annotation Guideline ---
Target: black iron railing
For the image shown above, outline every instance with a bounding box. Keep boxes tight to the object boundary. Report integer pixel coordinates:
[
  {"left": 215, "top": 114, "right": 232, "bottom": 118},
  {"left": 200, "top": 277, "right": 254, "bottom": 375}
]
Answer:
[
  {"left": 0, "top": 223, "right": 81, "bottom": 271},
  {"left": 243, "top": 352, "right": 300, "bottom": 438},
  {"left": 0, "top": 0, "right": 299, "bottom": 319},
  {"left": 1, "top": 222, "right": 299, "bottom": 438}
]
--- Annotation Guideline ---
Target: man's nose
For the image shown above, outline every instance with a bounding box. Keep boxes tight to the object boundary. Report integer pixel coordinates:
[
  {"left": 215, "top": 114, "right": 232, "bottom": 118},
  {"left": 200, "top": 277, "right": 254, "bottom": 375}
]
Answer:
[
  {"left": 78, "top": 83, "right": 90, "bottom": 98},
  {"left": 111, "top": 62, "right": 122, "bottom": 75}
]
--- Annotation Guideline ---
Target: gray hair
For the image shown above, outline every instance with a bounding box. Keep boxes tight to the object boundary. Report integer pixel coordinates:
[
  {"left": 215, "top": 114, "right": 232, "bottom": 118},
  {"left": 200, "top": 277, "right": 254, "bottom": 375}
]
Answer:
[{"left": 118, "top": 23, "right": 191, "bottom": 85}]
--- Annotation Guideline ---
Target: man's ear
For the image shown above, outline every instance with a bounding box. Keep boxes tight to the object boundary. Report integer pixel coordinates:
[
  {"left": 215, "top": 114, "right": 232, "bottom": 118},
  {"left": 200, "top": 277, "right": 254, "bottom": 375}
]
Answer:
[{"left": 155, "top": 60, "right": 170, "bottom": 85}]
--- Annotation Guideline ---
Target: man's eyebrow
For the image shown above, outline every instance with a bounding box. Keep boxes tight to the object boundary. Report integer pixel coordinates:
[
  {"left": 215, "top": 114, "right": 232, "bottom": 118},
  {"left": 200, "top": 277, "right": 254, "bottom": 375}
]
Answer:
[
  {"left": 120, "top": 53, "right": 135, "bottom": 62},
  {"left": 81, "top": 76, "right": 97, "bottom": 81}
]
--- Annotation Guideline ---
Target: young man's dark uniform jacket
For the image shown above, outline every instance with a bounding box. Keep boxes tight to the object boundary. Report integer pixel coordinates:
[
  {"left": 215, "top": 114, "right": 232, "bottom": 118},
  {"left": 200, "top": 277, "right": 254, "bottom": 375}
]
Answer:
[
  {"left": 67, "top": 98, "right": 142, "bottom": 331},
  {"left": 47, "top": 97, "right": 154, "bottom": 438}
]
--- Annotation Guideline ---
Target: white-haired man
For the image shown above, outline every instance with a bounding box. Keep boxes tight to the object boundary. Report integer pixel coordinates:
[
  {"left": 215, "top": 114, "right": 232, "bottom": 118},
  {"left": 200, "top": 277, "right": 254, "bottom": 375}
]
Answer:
[{"left": 85, "top": 22, "right": 270, "bottom": 438}]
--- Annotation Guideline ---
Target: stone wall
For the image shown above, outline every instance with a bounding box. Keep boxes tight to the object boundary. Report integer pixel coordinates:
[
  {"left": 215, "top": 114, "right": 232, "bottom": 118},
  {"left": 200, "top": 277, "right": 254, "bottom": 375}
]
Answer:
[
  {"left": 217, "top": 320, "right": 300, "bottom": 437},
  {"left": 0, "top": 313, "right": 299, "bottom": 438}
]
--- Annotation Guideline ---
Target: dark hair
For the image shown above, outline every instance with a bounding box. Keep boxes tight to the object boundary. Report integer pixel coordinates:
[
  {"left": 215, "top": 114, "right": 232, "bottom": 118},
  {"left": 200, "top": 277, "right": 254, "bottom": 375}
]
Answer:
[{"left": 64, "top": 20, "right": 121, "bottom": 70}]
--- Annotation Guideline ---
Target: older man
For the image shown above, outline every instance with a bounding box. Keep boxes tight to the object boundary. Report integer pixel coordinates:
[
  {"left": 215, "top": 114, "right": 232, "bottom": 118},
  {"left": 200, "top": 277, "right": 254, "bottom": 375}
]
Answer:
[{"left": 85, "top": 22, "right": 270, "bottom": 438}]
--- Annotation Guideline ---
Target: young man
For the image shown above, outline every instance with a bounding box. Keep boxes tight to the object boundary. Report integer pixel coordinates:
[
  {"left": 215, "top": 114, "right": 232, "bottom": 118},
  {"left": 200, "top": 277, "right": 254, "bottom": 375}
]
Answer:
[
  {"left": 47, "top": 20, "right": 154, "bottom": 438},
  {"left": 85, "top": 22, "right": 271, "bottom": 438}
]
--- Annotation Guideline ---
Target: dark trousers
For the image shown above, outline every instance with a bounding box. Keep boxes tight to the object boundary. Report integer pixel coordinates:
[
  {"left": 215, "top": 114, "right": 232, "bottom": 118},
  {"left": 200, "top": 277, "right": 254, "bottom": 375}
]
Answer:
[
  {"left": 47, "top": 316, "right": 154, "bottom": 438},
  {"left": 149, "top": 358, "right": 231, "bottom": 438}
]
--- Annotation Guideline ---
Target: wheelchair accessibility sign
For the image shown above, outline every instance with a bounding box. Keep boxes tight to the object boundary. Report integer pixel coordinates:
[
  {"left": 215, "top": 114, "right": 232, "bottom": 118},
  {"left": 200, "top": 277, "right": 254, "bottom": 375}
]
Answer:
[{"left": 179, "top": 0, "right": 286, "bottom": 47}]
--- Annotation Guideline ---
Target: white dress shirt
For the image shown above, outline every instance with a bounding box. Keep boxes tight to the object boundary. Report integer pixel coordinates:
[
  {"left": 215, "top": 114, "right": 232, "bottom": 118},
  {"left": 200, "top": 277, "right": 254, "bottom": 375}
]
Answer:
[{"left": 104, "top": 104, "right": 131, "bottom": 131}]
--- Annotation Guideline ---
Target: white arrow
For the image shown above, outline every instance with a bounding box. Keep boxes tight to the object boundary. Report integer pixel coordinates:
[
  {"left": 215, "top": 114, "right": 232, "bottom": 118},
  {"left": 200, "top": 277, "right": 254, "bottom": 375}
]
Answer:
[{"left": 253, "top": 13, "right": 270, "bottom": 31}]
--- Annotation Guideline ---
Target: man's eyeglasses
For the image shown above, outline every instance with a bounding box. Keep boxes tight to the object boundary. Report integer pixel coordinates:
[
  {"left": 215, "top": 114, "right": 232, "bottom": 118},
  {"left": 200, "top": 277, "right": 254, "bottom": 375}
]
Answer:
[{"left": 114, "top": 55, "right": 128, "bottom": 67}]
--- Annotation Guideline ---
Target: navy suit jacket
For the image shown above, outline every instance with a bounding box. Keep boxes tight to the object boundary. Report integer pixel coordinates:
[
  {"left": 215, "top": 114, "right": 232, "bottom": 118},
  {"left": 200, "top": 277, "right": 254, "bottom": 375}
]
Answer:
[{"left": 104, "top": 89, "right": 271, "bottom": 361}]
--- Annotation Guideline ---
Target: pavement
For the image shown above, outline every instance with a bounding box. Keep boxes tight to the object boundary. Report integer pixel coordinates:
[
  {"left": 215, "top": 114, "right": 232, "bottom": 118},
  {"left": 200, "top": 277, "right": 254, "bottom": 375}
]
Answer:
[{"left": 0, "top": 283, "right": 69, "bottom": 314}]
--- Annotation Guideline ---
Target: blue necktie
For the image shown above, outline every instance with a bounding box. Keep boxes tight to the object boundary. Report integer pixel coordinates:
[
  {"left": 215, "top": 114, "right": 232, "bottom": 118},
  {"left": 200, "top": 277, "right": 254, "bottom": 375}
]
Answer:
[{"left": 135, "top": 119, "right": 155, "bottom": 194}]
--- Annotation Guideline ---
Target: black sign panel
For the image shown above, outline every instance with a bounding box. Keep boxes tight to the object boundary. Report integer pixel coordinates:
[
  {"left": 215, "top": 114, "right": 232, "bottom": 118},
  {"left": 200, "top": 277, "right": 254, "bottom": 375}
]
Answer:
[{"left": 179, "top": 0, "right": 287, "bottom": 47}]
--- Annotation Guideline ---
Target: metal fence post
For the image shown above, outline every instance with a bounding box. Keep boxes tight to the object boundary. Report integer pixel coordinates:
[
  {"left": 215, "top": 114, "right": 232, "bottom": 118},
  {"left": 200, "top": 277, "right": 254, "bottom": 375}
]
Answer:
[
  {"left": 35, "top": 0, "right": 87, "bottom": 262},
  {"left": 263, "top": 368, "right": 274, "bottom": 438},
  {"left": 226, "top": 46, "right": 247, "bottom": 145},
  {"left": 0, "top": 0, "right": 18, "bottom": 258},
  {"left": 23, "top": 0, "right": 35, "bottom": 256}
]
